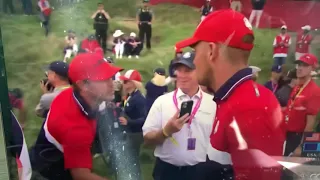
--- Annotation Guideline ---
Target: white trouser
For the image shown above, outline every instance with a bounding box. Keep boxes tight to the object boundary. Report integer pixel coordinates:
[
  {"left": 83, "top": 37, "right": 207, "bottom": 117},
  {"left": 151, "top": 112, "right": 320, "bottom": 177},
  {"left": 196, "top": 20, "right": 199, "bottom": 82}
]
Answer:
[
  {"left": 114, "top": 43, "right": 125, "bottom": 58},
  {"left": 64, "top": 44, "right": 78, "bottom": 60},
  {"left": 230, "top": 1, "right": 242, "bottom": 12},
  {"left": 249, "top": 10, "right": 263, "bottom": 28}
]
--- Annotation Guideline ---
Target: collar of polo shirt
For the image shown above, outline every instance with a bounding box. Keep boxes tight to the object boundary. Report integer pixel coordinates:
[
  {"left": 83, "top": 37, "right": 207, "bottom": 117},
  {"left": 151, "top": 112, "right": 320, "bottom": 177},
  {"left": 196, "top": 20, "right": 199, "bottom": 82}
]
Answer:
[
  {"left": 176, "top": 87, "right": 202, "bottom": 100},
  {"left": 72, "top": 90, "right": 99, "bottom": 119},
  {"left": 213, "top": 68, "right": 253, "bottom": 102}
]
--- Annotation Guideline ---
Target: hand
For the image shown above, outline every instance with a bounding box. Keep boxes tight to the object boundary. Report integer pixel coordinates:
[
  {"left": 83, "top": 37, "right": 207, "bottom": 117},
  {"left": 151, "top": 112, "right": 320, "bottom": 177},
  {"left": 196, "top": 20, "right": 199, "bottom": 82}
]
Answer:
[
  {"left": 148, "top": 22, "right": 152, "bottom": 25},
  {"left": 279, "top": 42, "right": 284, "bottom": 46},
  {"left": 40, "top": 80, "right": 50, "bottom": 93},
  {"left": 163, "top": 111, "right": 189, "bottom": 136},
  {"left": 137, "top": 21, "right": 141, "bottom": 25},
  {"left": 292, "top": 146, "right": 302, "bottom": 157},
  {"left": 119, "top": 117, "right": 128, "bottom": 125}
]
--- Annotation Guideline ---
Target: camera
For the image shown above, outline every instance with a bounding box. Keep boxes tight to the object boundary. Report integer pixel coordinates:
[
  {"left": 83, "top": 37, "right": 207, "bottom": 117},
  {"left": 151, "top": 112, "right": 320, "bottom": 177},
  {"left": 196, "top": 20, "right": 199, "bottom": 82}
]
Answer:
[{"left": 42, "top": 78, "right": 54, "bottom": 91}]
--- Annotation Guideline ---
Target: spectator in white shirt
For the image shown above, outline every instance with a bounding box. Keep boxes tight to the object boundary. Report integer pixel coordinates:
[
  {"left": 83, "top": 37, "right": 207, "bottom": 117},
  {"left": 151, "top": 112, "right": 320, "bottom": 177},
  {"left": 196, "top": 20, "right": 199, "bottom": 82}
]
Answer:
[{"left": 143, "top": 51, "right": 232, "bottom": 180}]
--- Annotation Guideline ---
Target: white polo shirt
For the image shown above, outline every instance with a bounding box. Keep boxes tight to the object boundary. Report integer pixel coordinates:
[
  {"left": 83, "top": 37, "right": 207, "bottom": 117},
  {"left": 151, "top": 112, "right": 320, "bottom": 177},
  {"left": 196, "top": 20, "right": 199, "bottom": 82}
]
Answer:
[{"left": 143, "top": 88, "right": 231, "bottom": 166}]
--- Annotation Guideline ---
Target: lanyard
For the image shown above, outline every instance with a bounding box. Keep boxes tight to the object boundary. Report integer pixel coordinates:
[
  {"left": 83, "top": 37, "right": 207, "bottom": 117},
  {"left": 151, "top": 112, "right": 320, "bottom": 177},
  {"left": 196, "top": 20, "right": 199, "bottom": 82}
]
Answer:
[
  {"left": 55, "top": 85, "right": 70, "bottom": 91},
  {"left": 288, "top": 79, "right": 310, "bottom": 111},
  {"left": 124, "top": 89, "right": 137, "bottom": 107},
  {"left": 272, "top": 82, "right": 278, "bottom": 93},
  {"left": 172, "top": 89, "right": 203, "bottom": 127}
]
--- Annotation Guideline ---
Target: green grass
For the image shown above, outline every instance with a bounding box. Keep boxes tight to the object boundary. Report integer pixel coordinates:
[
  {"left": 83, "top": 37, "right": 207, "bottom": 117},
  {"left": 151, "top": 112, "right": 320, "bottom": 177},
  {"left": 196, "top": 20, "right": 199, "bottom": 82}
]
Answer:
[{"left": 1, "top": 0, "right": 320, "bottom": 179}]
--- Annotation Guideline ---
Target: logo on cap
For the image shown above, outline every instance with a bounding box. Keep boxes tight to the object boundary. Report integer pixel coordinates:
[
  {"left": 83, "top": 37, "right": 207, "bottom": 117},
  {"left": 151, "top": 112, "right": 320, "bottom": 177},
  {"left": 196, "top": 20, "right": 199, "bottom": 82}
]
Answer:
[
  {"left": 183, "top": 52, "right": 191, "bottom": 58},
  {"left": 243, "top": 17, "right": 252, "bottom": 30}
]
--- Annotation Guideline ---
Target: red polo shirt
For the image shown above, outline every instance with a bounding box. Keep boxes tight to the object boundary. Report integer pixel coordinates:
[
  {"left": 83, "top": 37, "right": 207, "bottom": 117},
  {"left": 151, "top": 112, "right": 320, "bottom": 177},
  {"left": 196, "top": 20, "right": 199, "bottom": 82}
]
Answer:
[
  {"left": 211, "top": 68, "right": 285, "bottom": 180},
  {"left": 283, "top": 80, "right": 320, "bottom": 132},
  {"left": 46, "top": 88, "right": 97, "bottom": 169}
]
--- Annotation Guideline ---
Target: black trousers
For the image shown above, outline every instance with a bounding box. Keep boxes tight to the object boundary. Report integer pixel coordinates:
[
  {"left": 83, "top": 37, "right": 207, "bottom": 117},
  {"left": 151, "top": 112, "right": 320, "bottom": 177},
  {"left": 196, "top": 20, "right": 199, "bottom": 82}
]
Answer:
[
  {"left": 153, "top": 157, "right": 234, "bottom": 180},
  {"left": 139, "top": 23, "right": 152, "bottom": 49},
  {"left": 95, "top": 28, "right": 107, "bottom": 53},
  {"left": 281, "top": 132, "right": 304, "bottom": 180},
  {"left": 3, "top": 0, "right": 15, "bottom": 13},
  {"left": 124, "top": 43, "right": 143, "bottom": 56}
]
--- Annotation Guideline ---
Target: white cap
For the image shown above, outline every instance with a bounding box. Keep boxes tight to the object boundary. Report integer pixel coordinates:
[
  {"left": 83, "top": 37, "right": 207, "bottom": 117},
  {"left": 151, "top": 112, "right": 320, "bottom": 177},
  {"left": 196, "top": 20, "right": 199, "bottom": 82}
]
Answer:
[
  {"left": 249, "top": 66, "right": 261, "bottom": 73},
  {"left": 113, "top": 30, "right": 124, "bottom": 38},
  {"left": 281, "top": 25, "right": 287, "bottom": 30},
  {"left": 130, "top": 32, "right": 136, "bottom": 37},
  {"left": 301, "top": 25, "right": 311, "bottom": 31}
]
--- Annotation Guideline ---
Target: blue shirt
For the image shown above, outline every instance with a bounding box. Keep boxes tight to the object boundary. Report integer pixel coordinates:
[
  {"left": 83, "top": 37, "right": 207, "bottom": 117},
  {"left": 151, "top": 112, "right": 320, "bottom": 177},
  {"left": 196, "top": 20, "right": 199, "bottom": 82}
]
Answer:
[
  {"left": 123, "top": 90, "right": 147, "bottom": 133},
  {"left": 145, "top": 81, "right": 168, "bottom": 113}
]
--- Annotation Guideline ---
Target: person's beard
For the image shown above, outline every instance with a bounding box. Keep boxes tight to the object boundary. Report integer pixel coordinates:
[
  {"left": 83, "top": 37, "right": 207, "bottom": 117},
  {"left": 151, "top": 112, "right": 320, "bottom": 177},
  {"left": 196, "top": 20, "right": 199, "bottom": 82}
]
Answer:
[{"left": 198, "top": 67, "right": 214, "bottom": 93}]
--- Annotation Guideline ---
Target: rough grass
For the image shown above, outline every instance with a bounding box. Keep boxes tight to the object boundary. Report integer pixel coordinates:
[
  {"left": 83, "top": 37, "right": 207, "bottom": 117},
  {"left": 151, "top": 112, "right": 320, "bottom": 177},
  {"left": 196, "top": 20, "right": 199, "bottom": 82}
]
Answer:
[{"left": 1, "top": 0, "right": 320, "bottom": 179}]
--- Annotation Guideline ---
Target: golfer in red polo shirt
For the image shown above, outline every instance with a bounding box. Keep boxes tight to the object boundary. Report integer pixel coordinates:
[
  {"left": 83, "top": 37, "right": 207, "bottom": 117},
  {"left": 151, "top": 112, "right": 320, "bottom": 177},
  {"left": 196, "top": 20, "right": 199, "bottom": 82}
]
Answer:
[
  {"left": 283, "top": 54, "right": 320, "bottom": 157},
  {"left": 176, "top": 9, "right": 285, "bottom": 180},
  {"left": 30, "top": 53, "right": 122, "bottom": 180}
]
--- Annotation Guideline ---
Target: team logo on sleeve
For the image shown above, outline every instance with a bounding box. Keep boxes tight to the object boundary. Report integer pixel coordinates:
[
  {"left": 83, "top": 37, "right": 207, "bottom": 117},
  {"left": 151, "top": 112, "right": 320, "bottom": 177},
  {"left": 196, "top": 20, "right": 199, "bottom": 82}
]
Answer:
[{"left": 243, "top": 17, "right": 252, "bottom": 30}]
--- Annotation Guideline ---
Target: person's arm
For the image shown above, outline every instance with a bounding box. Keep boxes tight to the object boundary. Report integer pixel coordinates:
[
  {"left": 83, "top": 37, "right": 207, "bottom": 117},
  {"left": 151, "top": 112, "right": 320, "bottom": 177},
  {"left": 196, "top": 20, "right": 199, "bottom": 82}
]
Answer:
[
  {"left": 285, "top": 37, "right": 291, "bottom": 47},
  {"left": 136, "top": 8, "right": 141, "bottom": 24},
  {"left": 199, "top": 5, "right": 203, "bottom": 12},
  {"left": 91, "top": 10, "right": 99, "bottom": 19},
  {"left": 35, "top": 93, "right": 54, "bottom": 117},
  {"left": 63, "top": 127, "right": 108, "bottom": 180},
  {"left": 127, "top": 97, "right": 147, "bottom": 128},
  {"left": 143, "top": 97, "right": 167, "bottom": 146},
  {"left": 273, "top": 38, "right": 278, "bottom": 47},
  {"left": 102, "top": 10, "right": 110, "bottom": 19},
  {"left": 150, "top": 10, "right": 154, "bottom": 23}
]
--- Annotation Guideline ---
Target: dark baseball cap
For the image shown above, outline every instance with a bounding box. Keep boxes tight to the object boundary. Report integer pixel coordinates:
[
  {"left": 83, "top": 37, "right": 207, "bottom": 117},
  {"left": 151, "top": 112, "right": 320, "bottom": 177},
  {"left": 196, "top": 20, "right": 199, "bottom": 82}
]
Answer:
[
  {"left": 271, "top": 65, "right": 282, "bottom": 73},
  {"left": 172, "top": 51, "right": 196, "bottom": 69},
  {"left": 154, "top": 68, "right": 166, "bottom": 76},
  {"left": 45, "top": 61, "right": 69, "bottom": 78}
]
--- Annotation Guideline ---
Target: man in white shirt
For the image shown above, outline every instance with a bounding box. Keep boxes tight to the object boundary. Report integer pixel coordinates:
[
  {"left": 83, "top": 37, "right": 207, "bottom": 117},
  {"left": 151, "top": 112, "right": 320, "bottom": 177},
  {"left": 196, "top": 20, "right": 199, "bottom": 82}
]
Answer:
[{"left": 143, "top": 51, "right": 232, "bottom": 180}]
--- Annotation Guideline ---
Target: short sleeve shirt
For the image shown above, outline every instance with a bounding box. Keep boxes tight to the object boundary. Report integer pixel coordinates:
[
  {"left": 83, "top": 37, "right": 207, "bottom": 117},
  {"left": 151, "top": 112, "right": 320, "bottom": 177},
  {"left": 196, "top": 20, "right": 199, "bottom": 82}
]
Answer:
[
  {"left": 283, "top": 80, "right": 320, "bottom": 132},
  {"left": 211, "top": 68, "right": 285, "bottom": 180},
  {"left": 43, "top": 88, "right": 97, "bottom": 169}
]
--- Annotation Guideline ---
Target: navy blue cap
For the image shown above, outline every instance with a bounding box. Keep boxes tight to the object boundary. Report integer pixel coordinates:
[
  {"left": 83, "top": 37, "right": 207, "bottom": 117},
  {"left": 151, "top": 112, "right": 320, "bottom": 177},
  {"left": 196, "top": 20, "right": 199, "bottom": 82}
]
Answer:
[
  {"left": 45, "top": 61, "right": 69, "bottom": 78},
  {"left": 172, "top": 51, "right": 196, "bottom": 69},
  {"left": 154, "top": 68, "right": 166, "bottom": 76},
  {"left": 271, "top": 65, "right": 282, "bottom": 73},
  {"left": 67, "top": 29, "right": 75, "bottom": 34}
]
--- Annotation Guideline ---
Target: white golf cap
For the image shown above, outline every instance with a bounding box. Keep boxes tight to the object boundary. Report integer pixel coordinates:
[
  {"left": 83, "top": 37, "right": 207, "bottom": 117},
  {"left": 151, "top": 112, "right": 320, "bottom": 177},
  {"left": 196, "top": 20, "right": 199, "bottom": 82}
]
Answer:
[
  {"left": 130, "top": 32, "right": 136, "bottom": 37},
  {"left": 249, "top": 66, "right": 261, "bottom": 73},
  {"left": 301, "top": 25, "right": 311, "bottom": 31},
  {"left": 281, "top": 25, "right": 287, "bottom": 29}
]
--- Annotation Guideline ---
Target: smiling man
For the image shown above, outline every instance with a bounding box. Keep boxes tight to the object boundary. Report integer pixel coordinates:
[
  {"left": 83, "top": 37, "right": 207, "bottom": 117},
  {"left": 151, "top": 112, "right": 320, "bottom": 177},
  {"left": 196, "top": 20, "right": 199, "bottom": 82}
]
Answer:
[
  {"left": 176, "top": 9, "right": 285, "bottom": 180},
  {"left": 283, "top": 54, "right": 320, "bottom": 157}
]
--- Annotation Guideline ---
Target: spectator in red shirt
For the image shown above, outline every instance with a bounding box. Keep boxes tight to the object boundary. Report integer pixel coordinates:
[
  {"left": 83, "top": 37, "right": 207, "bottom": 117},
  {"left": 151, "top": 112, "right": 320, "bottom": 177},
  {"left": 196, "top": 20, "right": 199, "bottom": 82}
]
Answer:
[
  {"left": 80, "top": 34, "right": 102, "bottom": 53},
  {"left": 282, "top": 54, "right": 320, "bottom": 157},
  {"left": 295, "top": 25, "right": 313, "bottom": 60},
  {"left": 175, "top": 9, "right": 285, "bottom": 180},
  {"left": 30, "top": 53, "right": 123, "bottom": 180}
]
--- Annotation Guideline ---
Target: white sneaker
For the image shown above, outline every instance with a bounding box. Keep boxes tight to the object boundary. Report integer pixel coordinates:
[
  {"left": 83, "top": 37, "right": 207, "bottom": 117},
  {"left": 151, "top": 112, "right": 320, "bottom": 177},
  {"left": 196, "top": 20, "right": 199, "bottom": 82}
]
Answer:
[
  {"left": 128, "top": 55, "right": 132, "bottom": 59},
  {"left": 135, "top": 55, "right": 139, "bottom": 59}
]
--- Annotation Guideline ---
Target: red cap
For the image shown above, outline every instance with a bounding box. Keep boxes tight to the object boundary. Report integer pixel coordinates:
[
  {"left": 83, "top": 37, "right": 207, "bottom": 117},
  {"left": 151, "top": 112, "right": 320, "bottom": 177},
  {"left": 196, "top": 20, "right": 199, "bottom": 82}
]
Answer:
[
  {"left": 176, "top": 9, "right": 254, "bottom": 50},
  {"left": 119, "top": 69, "right": 142, "bottom": 82},
  {"left": 68, "top": 53, "right": 123, "bottom": 83},
  {"left": 297, "top": 54, "right": 318, "bottom": 67}
]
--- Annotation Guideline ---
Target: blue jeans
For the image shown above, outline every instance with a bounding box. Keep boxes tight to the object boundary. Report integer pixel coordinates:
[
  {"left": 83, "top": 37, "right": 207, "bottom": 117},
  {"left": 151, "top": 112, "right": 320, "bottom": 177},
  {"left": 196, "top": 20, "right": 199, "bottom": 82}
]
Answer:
[{"left": 274, "top": 57, "right": 286, "bottom": 66}]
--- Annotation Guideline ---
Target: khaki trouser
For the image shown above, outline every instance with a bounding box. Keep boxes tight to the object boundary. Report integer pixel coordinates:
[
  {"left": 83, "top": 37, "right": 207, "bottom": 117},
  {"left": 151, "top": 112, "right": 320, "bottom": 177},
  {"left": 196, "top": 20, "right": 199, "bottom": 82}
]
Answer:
[{"left": 230, "top": 1, "right": 242, "bottom": 12}]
